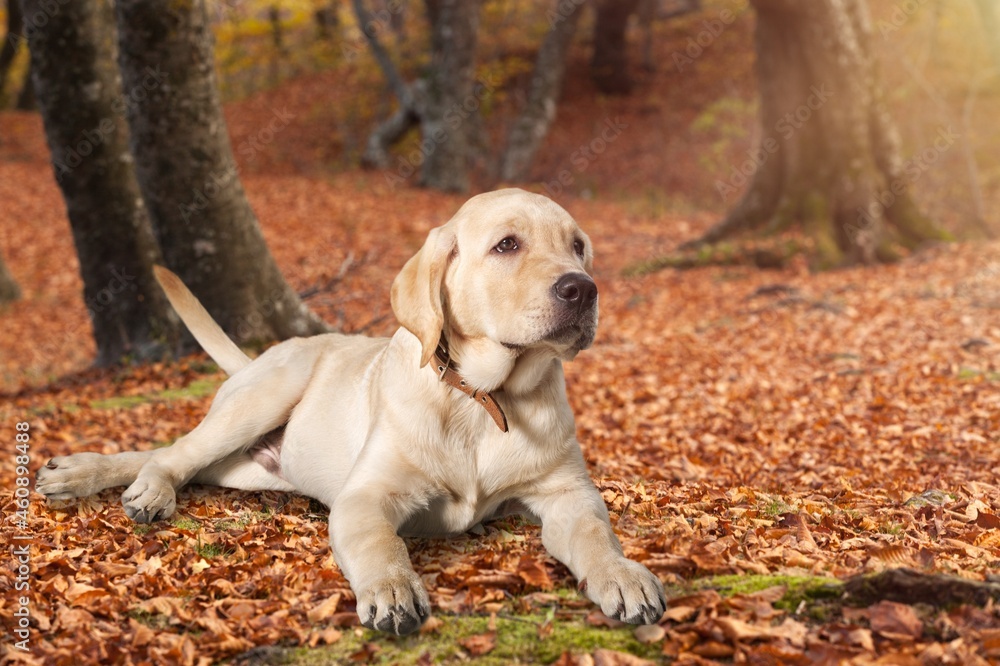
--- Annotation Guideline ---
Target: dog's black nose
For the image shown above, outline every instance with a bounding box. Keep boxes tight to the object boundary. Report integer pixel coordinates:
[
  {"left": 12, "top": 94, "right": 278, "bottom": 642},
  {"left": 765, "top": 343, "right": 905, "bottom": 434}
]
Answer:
[{"left": 554, "top": 273, "right": 598, "bottom": 311}]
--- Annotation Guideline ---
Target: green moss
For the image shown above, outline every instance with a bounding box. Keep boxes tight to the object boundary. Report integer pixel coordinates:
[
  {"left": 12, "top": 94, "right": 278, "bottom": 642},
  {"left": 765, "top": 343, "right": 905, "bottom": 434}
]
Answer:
[
  {"left": 888, "top": 199, "right": 953, "bottom": 248},
  {"left": 760, "top": 497, "right": 796, "bottom": 517},
  {"left": 693, "top": 574, "right": 842, "bottom": 614},
  {"left": 127, "top": 608, "right": 172, "bottom": 630},
  {"left": 958, "top": 367, "right": 1000, "bottom": 382},
  {"left": 874, "top": 239, "right": 905, "bottom": 263},
  {"left": 622, "top": 238, "right": 802, "bottom": 277},
  {"left": 215, "top": 508, "right": 273, "bottom": 531},
  {"left": 904, "top": 490, "right": 955, "bottom": 508},
  {"left": 278, "top": 576, "right": 846, "bottom": 665},
  {"left": 156, "top": 378, "right": 220, "bottom": 401},
  {"left": 91, "top": 395, "right": 150, "bottom": 410},
  {"left": 195, "top": 540, "right": 235, "bottom": 560},
  {"left": 25, "top": 402, "right": 81, "bottom": 416},
  {"left": 90, "top": 378, "right": 222, "bottom": 410},
  {"left": 877, "top": 521, "right": 905, "bottom": 536},
  {"left": 283, "top": 614, "right": 661, "bottom": 665},
  {"left": 799, "top": 192, "right": 843, "bottom": 271},
  {"left": 171, "top": 517, "right": 201, "bottom": 531}
]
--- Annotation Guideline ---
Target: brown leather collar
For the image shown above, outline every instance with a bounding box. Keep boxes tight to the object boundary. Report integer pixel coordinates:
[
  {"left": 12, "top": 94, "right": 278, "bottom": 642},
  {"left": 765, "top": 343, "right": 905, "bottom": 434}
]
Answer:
[{"left": 432, "top": 337, "right": 508, "bottom": 433}]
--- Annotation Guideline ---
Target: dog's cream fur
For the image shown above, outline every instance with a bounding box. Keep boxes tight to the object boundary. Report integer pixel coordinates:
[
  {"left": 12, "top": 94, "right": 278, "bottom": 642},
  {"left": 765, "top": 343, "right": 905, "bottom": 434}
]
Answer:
[{"left": 36, "top": 189, "right": 665, "bottom": 634}]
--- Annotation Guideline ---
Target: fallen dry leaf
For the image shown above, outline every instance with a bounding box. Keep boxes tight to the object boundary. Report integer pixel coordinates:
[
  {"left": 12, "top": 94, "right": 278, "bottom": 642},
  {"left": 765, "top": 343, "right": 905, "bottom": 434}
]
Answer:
[
  {"left": 868, "top": 600, "right": 924, "bottom": 641},
  {"left": 714, "top": 617, "right": 771, "bottom": 643},
  {"left": 307, "top": 627, "right": 342, "bottom": 647},
  {"left": 306, "top": 592, "right": 342, "bottom": 624},
  {"left": 586, "top": 610, "right": 626, "bottom": 628},
  {"left": 662, "top": 606, "right": 699, "bottom": 623},
  {"left": 517, "top": 556, "right": 553, "bottom": 590},
  {"left": 419, "top": 616, "right": 444, "bottom": 634},
  {"left": 634, "top": 624, "right": 666, "bottom": 644},
  {"left": 974, "top": 511, "right": 1000, "bottom": 530},
  {"left": 593, "top": 648, "right": 654, "bottom": 666},
  {"left": 458, "top": 631, "right": 496, "bottom": 656}
]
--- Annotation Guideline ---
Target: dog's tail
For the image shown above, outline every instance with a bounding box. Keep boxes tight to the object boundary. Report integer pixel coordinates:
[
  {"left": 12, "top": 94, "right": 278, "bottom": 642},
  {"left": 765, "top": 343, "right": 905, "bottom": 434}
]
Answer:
[{"left": 153, "top": 265, "right": 252, "bottom": 376}]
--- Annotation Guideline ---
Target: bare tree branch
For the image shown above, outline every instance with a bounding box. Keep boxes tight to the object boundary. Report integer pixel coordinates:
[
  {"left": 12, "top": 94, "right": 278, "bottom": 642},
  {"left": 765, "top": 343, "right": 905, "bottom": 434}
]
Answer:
[
  {"left": 351, "top": 0, "right": 412, "bottom": 108},
  {"left": 500, "top": 0, "right": 586, "bottom": 181}
]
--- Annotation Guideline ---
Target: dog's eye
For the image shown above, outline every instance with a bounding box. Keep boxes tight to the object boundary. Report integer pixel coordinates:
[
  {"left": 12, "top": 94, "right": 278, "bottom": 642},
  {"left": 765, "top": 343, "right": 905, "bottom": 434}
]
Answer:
[
  {"left": 573, "top": 239, "right": 585, "bottom": 257},
  {"left": 494, "top": 237, "right": 519, "bottom": 254}
]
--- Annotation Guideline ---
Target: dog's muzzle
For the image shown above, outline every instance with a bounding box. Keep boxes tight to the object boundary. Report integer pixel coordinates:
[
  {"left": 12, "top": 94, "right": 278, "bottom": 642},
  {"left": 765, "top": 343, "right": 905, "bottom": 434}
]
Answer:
[
  {"left": 546, "top": 273, "right": 598, "bottom": 350},
  {"left": 554, "top": 273, "right": 598, "bottom": 314}
]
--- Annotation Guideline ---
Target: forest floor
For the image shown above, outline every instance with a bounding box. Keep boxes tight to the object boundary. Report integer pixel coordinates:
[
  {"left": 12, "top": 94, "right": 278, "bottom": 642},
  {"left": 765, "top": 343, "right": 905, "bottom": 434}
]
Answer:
[{"left": 2, "top": 4, "right": 1000, "bottom": 664}]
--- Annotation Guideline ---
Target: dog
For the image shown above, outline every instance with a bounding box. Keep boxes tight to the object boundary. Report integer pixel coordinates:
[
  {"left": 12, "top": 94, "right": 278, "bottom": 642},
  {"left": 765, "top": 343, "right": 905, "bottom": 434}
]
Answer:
[{"left": 36, "top": 189, "right": 666, "bottom": 635}]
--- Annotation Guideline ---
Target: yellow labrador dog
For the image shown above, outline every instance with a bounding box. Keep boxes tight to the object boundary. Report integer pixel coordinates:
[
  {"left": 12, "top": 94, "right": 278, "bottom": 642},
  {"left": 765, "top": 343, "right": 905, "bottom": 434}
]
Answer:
[{"left": 36, "top": 189, "right": 666, "bottom": 634}]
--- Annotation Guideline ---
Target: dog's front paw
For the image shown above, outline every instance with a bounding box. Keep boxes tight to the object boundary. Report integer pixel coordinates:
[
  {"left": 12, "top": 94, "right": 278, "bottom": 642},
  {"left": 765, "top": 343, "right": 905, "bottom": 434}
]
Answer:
[
  {"left": 121, "top": 476, "right": 176, "bottom": 523},
  {"left": 36, "top": 453, "right": 106, "bottom": 499},
  {"left": 356, "top": 568, "right": 431, "bottom": 635},
  {"left": 583, "top": 558, "right": 666, "bottom": 625}
]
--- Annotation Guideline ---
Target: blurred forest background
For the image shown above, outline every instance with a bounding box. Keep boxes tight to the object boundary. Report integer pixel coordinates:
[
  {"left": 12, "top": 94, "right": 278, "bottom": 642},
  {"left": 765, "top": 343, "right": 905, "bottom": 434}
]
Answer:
[{"left": 0, "top": 0, "right": 998, "bottom": 382}]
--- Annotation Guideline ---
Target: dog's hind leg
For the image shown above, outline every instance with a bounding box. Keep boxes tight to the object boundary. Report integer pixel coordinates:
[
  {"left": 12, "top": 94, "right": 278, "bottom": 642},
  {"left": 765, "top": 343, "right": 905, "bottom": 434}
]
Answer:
[
  {"left": 37, "top": 449, "right": 294, "bottom": 503},
  {"left": 191, "top": 453, "right": 295, "bottom": 492},
  {"left": 120, "top": 340, "right": 322, "bottom": 522},
  {"left": 36, "top": 450, "right": 155, "bottom": 500}
]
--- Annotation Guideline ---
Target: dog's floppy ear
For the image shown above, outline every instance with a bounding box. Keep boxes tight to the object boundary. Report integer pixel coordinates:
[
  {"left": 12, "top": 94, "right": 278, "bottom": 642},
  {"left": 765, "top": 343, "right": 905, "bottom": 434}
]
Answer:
[{"left": 391, "top": 226, "right": 456, "bottom": 367}]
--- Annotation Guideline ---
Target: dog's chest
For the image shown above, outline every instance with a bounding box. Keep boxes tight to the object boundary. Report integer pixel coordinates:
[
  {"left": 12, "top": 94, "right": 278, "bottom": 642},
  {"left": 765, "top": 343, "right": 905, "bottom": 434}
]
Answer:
[
  {"left": 401, "top": 420, "right": 563, "bottom": 537},
  {"left": 402, "top": 481, "right": 507, "bottom": 537}
]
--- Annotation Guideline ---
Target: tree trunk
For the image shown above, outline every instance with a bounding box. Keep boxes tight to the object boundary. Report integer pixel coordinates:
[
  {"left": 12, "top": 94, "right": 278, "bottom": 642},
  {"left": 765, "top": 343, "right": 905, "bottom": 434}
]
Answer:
[
  {"left": 14, "top": 60, "right": 34, "bottom": 110},
  {"left": 361, "top": 100, "right": 420, "bottom": 168},
  {"left": 0, "top": 0, "right": 23, "bottom": 99},
  {"left": 313, "top": 2, "right": 339, "bottom": 41},
  {"left": 269, "top": 5, "right": 286, "bottom": 54},
  {"left": 355, "top": 0, "right": 481, "bottom": 192},
  {"left": 115, "top": 0, "right": 329, "bottom": 344},
  {"left": 844, "top": 568, "right": 1000, "bottom": 608},
  {"left": 418, "top": 0, "right": 480, "bottom": 192},
  {"left": 21, "top": 0, "right": 180, "bottom": 365},
  {"left": 0, "top": 250, "right": 19, "bottom": 303},
  {"left": 687, "top": 0, "right": 950, "bottom": 268},
  {"left": 499, "top": 0, "right": 585, "bottom": 182},
  {"left": 644, "top": 0, "right": 702, "bottom": 70},
  {"left": 353, "top": 0, "right": 419, "bottom": 169},
  {"left": 591, "top": 0, "right": 640, "bottom": 95}
]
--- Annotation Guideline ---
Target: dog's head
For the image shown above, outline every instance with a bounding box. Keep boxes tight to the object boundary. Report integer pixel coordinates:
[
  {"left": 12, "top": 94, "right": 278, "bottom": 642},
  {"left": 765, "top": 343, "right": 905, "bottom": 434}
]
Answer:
[{"left": 391, "top": 189, "right": 597, "bottom": 392}]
